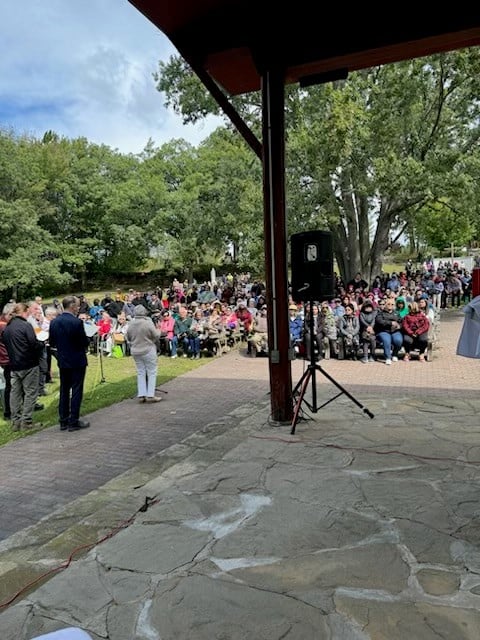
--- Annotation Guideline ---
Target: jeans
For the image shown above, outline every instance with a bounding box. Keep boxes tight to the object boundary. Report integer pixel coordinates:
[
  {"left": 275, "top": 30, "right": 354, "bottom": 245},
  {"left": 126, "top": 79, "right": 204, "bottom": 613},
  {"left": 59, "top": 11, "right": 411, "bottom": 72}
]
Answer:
[
  {"left": 377, "top": 331, "right": 403, "bottom": 360},
  {"left": 171, "top": 335, "right": 189, "bottom": 357},
  {"left": 133, "top": 347, "right": 158, "bottom": 397},
  {"left": 188, "top": 336, "right": 200, "bottom": 355}
]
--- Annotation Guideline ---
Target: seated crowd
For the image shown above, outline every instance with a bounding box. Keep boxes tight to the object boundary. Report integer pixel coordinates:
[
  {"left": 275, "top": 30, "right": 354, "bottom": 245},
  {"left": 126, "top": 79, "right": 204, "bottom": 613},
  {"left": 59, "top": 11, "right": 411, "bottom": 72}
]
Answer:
[
  {"left": 72, "top": 280, "right": 270, "bottom": 360},
  {"left": 69, "top": 262, "right": 450, "bottom": 364},
  {"left": 288, "top": 262, "right": 465, "bottom": 363},
  {"left": 2, "top": 260, "right": 462, "bottom": 385}
]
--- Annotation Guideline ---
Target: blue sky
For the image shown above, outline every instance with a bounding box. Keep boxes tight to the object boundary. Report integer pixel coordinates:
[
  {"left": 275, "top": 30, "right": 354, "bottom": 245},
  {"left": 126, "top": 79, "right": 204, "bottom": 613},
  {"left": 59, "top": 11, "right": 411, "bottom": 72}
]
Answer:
[{"left": 0, "top": 0, "right": 221, "bottom": 154}]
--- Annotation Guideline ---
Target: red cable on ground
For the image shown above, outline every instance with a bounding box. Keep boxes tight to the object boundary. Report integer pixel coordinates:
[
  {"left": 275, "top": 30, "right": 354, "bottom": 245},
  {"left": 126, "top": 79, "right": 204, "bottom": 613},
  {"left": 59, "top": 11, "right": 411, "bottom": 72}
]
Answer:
[{"left": 0, "top": 497, "right": 160, "bottom": 610}]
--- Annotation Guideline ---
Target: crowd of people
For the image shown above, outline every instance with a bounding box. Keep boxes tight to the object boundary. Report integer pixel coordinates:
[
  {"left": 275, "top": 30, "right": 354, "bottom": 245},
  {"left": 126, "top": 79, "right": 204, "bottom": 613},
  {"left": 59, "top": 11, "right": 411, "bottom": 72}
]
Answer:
[{"left": 0, "top": 260, "right": 469, "bottom": 432}]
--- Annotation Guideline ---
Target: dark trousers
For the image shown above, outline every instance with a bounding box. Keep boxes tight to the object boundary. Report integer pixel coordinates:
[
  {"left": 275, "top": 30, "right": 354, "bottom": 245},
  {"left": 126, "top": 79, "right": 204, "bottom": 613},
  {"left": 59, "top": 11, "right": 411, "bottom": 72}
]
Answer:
[
  {"left": 46, "top": 346, "right": 56, "bottom": 382},
  {"left": 304, "top": 333, "right": 323, "bottom": 360},
  {"left": 403, "top": 333, "right": 428, "bottom": 355},
  {"left": 58, "top": 367, "right": 87, "bottom": 427},
  {"left": 38, "top": 345, "right": 48, "bottom": 393},
  {"left": 2, "top": 364, "right": 11, "bottom": 417}
]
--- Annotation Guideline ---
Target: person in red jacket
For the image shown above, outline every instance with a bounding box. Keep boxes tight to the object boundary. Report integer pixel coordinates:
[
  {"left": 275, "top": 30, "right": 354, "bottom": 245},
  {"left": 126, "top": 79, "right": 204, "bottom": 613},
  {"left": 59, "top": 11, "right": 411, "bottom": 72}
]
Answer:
[
  {"left": 235, "top": 301, "right": 253, "bottom": 333},
  {"left": 401, "top": 301, "right": 430, "bottom": 362}
]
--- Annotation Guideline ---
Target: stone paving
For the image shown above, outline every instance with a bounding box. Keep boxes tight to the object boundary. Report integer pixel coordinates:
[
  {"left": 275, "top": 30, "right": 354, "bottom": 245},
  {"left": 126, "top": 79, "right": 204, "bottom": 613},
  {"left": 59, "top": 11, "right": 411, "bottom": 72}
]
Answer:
[{"left": 1, "top": 309, "right": 480, "bottom": 639}]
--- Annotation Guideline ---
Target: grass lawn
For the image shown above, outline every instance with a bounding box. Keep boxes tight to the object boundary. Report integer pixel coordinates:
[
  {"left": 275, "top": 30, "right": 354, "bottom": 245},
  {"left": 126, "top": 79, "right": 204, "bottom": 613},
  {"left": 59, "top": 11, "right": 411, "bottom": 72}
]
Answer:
[{"left": 0, "top": 352, "right": 207, "bottom": 448}]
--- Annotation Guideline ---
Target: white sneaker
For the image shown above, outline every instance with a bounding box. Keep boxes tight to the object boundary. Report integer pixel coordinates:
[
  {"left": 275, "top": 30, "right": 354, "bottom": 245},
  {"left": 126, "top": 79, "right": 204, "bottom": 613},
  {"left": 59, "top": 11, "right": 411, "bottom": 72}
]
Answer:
[
  {"left": 385, "top": 359, "right": 392, "bottom": 365},
  {"left": 171, "top": 354, "right": 177, "bottom": 359},
  {"left": 392, "top": 356, "right": 398, "bottom": 362}
]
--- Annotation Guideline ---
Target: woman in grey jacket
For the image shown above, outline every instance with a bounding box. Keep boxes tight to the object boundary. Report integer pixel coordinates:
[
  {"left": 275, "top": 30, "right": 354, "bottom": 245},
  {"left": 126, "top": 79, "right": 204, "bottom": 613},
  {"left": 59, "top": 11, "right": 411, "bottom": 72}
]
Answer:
[{"left": 126, "top": 306, "right": 161, "bottom": 403}]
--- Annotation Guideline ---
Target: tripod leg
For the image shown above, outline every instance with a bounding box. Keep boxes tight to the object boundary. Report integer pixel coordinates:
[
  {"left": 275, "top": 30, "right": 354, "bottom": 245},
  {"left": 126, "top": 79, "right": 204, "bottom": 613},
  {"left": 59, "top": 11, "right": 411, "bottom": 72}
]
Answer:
[
  {"left": 316, "top": 365, "right": 374, "bottom": 419},
  {"left": 291, "top": 368, "right": 312, "bottom": 435},
  {"left": 292, "top": 367, "right": 311, "bottom": 397}
]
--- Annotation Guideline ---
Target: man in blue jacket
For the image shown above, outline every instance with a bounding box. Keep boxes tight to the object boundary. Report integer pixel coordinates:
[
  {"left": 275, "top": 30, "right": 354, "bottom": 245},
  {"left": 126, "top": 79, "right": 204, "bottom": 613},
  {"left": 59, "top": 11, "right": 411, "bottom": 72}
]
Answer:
[{"left": 49, "top": 296, "right": 90, "bottom": 432}]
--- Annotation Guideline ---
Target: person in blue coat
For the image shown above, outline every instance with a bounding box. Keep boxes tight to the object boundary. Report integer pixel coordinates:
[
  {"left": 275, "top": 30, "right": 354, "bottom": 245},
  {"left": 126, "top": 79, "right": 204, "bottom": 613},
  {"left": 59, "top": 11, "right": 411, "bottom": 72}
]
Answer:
[
  {"left": 288, "top": 304, "right": 303, "bottom": 355},
  {"left": 49, "top": 296, "right": 90, "bottom": 432}
]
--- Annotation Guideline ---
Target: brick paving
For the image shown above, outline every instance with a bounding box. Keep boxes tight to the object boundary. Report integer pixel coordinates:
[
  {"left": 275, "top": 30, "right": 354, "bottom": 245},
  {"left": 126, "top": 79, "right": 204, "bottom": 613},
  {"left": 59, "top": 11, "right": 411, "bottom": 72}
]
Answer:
[{"left": 0, "top": 308, "right": 474, "bottom": 541}]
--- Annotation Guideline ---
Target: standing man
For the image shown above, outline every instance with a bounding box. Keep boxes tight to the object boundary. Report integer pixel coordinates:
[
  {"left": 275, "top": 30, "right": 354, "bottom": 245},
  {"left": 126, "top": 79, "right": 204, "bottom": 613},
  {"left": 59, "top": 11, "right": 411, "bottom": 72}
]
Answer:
[
  {"left": 2, "top": 303, "right": 44, "bottom": 431},
  {"left": 49, "top": 296, "right": 90, "bottom": 432}
]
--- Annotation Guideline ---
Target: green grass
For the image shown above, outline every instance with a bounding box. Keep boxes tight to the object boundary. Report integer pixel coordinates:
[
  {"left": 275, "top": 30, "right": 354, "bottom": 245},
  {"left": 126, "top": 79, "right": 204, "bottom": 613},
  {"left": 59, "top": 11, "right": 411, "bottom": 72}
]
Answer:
[{"left": 0, "top": 352, "right": 207, "bottom": 447}]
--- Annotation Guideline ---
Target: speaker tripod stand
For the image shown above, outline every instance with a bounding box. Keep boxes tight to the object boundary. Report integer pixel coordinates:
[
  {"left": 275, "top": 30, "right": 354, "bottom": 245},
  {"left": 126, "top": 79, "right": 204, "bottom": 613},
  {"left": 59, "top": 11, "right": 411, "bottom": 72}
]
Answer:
[{"left": 291, "top": 300, "right": 374, "bottom": 435}]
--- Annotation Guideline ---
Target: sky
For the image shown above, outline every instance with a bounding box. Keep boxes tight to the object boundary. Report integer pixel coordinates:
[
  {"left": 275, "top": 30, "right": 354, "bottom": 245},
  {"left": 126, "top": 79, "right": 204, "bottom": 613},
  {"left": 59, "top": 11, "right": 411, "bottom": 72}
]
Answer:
[{"left": 0, "top": 0, "right": 222, "bottom": 154}]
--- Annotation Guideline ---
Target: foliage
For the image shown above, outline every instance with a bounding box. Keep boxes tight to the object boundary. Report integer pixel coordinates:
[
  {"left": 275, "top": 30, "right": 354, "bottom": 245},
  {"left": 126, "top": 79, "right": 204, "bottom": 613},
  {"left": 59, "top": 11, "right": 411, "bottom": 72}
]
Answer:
[
  {"left": 2, "top": 47, "right": 480, "bottom": 295},
  {"left": 414, "top": 199, "right": 474, "bottom": 253},
  {"left": 156, "top": 48, "right": 480, "bottom": 282}
]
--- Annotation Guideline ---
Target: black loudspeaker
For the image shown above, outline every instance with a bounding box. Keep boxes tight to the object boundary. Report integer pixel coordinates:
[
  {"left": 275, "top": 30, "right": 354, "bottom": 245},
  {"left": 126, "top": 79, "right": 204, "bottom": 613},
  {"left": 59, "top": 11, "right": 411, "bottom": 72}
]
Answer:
[{"left": 290, "top": 230, "right": 334, "bottom": 302}]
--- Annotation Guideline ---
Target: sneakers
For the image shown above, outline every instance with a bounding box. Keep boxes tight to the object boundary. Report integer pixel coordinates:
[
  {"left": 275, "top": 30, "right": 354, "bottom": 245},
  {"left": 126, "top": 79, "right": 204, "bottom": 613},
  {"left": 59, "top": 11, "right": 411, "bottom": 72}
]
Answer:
[
  {"left": 183, "top": 354, "right": 188, "bottom": 358},
  {"left": 360, "top": 357, "right": 368, "bottom": 364},
  {"left": 385, "top": 359, "right": 392, "bottom": 366},
  {"left": 11, "top": 422, "right": 21, "bottom": 432},
  {"left": 392, "top": 356, "right": 398, "bottom": 362},
  {"left": 138, "top": 396, "right": 146, "bottom": 403},
  {"left": 146, "top": 396, "right": 162, "bottom": 403},
  {"left": 368, "top": 357, "right": 375, "bottom": 363},
  {"left": 171, "top": 354, "right": 177, "bottom": 359}
]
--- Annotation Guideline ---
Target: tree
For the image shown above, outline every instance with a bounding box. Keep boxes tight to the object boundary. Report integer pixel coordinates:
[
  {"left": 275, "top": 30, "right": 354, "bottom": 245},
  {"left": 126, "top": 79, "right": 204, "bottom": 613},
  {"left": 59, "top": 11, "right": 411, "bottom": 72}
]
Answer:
[
  {"left": 0, "top": 198, "right": 71, "bottom": 298},
  {"left": 156, "top": 48, "right": 480, "bottom": 283},
  {"left": 413, "top": 199, "right": 474, "bottom": 254}
]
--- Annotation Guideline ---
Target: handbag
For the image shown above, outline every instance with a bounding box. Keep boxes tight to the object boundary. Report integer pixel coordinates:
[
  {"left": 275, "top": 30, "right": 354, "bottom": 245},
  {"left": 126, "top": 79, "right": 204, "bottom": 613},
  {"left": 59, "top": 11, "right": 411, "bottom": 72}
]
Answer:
[
  {"left": 111, "top": 344, "right": 124, "bottom": 358},
  {"left": 113, "top": 332, "right": 125, "bottom": 343}
]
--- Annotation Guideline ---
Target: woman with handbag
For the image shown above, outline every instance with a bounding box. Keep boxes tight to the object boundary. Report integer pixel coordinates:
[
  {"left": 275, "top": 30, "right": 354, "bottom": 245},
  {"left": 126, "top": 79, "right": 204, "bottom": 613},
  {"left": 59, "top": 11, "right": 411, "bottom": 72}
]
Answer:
[{"left": 112, "top": 312, "right": 130, "bottom": 356}]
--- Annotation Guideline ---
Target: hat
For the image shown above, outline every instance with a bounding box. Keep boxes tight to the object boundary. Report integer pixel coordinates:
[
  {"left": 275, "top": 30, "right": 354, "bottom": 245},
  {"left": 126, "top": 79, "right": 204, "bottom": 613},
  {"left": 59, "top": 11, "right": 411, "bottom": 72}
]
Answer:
[
  {"left": 289, "top": 304, "right": 297, "bottom": 311},
  {"left": 134, "top": 305, "right": 148, "bottom": 317},
  {"left": 237, "top": 300, "right": 247, "bottom": 307}
]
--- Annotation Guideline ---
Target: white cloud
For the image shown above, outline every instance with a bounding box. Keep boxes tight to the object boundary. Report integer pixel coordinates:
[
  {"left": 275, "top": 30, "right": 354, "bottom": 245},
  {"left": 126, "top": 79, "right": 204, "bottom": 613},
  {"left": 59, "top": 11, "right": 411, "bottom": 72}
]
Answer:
[{"left": 0, "top": 0, "right": 222, "bottom": 153}]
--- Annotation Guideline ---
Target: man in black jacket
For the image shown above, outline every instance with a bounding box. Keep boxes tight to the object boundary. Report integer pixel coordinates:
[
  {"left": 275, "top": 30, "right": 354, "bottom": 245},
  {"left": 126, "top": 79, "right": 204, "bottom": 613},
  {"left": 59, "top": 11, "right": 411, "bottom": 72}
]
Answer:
[
  {"left": 2, "top": 302, "right": 44, "bottom": 430},
  {"left": 49, "top": 295, "right": 90, "bottom": 432}
]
